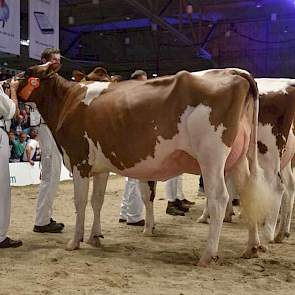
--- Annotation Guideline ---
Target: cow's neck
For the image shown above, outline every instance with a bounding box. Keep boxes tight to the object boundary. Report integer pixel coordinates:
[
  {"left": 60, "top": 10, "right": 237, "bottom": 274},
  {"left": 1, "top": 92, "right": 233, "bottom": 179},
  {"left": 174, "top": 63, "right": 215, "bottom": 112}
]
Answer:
[{"left": 35, "top": 74, "right": 75, "bottom": 135}]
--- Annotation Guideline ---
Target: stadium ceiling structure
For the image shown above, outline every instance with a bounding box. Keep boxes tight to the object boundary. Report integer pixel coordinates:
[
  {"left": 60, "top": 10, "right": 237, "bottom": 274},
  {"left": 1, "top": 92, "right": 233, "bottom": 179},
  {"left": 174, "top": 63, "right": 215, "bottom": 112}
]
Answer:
[{"left": 1, "top": 0, "right": 295, "bottom": 78}]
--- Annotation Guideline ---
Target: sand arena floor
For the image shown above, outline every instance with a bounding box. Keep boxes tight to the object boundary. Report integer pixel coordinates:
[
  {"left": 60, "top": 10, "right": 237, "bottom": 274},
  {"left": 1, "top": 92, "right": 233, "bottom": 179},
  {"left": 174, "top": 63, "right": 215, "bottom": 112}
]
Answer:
[{"left": 1, "top": 174, "right": 295, "bottom": 295}]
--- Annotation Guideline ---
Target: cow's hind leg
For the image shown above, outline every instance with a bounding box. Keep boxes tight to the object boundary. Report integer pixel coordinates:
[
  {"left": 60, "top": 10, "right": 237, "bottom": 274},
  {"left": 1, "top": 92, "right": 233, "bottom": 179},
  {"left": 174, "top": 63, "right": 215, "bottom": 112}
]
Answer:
[
  {"left": 138, "top": 181, "right": 156, "bottom": 236},
  {"left": 66, "top": 167, "right": 90, "bottom": 251},
  {"left": 87, "top": 172, "right": 109, "bottom": 248},
  {"left": 198, "top": 164, "right": 230, "bottom": 266},
  {"left": 275, "top": 163, "right": 295, "bottom": 243}
]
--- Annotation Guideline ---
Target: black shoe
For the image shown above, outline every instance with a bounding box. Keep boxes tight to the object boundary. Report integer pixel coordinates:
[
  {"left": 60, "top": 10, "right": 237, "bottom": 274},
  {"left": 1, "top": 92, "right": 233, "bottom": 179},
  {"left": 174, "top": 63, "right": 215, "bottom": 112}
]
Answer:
[
  {"left": 119, "top": 218, "right": 127, "bottom": 223},
  {"left": 166, "top": 202, "right": 185, "bottom": 216},
  {"left": 126, "top": 220, "right": 145, "bottom": 226},
  {"left": 50, "top": 218, "right": 65, "bottom": 228},
  {"left": 175, "top": 199, "right": 189, "bottom": 212},
  {"left": 33, "top": 221, "right": 64, "bottom": 233},
  {"left": 0, "top": 237, "right": 23, "bottom": 248},
  {"left": 232, "top": 199, "right": 240, "bottom": 206},
  {"left": 181, "top": 199, "right": 196, "bottom": 206}
]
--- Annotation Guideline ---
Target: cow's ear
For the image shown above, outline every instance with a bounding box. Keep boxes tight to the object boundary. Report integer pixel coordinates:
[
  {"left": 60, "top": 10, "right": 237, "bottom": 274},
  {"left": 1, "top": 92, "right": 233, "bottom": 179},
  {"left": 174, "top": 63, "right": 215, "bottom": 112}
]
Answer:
[
  {"left": 72, "top": 70, "right": 86, "bottom": 82},
  {"left": 87, "top": 67, "right": 111, "bottom": 81},
  {"left": 93, "top": 67, "right": 108, "bottom": 76},
  {"left": 41, "top": 62, "right": 60, "bottom": 78}
]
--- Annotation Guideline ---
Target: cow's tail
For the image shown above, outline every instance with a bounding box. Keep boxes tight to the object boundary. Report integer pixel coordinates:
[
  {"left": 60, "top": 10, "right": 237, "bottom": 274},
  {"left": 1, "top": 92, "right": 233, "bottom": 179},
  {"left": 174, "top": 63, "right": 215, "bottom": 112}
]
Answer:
[{"left": 237, "top": 72, "right": 273, "bottom": 226}]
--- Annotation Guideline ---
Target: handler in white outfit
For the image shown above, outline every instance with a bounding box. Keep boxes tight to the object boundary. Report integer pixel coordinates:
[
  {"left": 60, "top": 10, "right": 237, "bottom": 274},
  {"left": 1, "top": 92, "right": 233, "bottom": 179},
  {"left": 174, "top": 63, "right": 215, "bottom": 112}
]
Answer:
[
  {"left": 33, "top": 123, "right": 63, "bottom": 230},
  {"left": 32, "top": 48, "right": 64, "bottom": 233},
  {"left": 119, "top": 177, "right": 144, "bottom": 225},
  {"left": 0, "top": 79, "right": 22, "bottom": 248}
]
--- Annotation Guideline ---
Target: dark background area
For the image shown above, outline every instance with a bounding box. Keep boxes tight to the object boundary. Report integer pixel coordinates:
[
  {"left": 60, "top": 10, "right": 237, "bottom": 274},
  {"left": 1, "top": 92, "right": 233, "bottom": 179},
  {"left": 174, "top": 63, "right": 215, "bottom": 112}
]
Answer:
[{"left": 1, "top": 0, "right": 295, "bottom": 79}]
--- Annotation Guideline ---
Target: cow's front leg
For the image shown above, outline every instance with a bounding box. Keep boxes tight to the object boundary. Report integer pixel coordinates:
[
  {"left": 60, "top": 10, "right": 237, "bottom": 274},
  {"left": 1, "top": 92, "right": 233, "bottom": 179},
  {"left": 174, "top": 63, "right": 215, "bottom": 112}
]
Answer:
[
  {"left": 138, "top": 181, "right": 156, "bottom": 236},
  {"left": 66, "top": 167, "right": 90, "bottom": 251},
  {"left": 87, "top": 172, "right": 109, "bottom": 248}
]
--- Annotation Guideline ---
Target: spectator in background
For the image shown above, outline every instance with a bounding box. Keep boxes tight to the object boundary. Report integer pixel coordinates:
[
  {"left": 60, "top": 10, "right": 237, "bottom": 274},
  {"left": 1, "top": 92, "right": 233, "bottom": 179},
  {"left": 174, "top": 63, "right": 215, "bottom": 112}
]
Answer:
[
  {"left": 19, "top": 109, "right": 30, "bottom": 133},
  {"left": 8, "top": 131, "right": 27, "bottom": 162},
  {"left": 22, "top": 128, "right": 40, "bottom": 165},
  {"left": 130, "top": 70, "right": 148, "bottom": 81}
]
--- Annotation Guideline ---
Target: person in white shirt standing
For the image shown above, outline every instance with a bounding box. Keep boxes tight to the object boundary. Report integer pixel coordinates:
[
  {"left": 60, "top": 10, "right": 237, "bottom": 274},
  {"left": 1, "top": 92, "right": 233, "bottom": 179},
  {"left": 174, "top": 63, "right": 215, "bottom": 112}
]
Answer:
[
  {"left": 0, "top": 78, "right": 22, "bottom": 248},
  {"left": 32, "top": 48, "right": 64, "bottom": 233}
]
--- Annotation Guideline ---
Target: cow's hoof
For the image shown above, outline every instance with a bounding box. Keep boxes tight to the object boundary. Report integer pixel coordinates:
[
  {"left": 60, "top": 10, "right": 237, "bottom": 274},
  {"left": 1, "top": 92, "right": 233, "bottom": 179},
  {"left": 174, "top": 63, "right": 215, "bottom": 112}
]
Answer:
[
  {"left": 241, "top": 246, "right": 259, "bottom": 259},
  {"left": 87, "top": 236, "right": 101, "bottom": 248},
  {"left": 274, "top": 233, "right": 284, "bottom": 243},
  {"left": 197, "top": 254, "right": 219, "bottom": 267},
  {"left": 258, "top": 245, "right": 267, "bottom": 252},
  {"left": 66, "top": 239, "right": 80, "bottom": 251},
  {"left": 143, "top": 228, "right": 154, "bottom": 237},
  {"left": 197, "top": 216, "right": 209, "bottom": 224},
  {"left": 285, "top": 232, "right": 290, "bottom": 238}
]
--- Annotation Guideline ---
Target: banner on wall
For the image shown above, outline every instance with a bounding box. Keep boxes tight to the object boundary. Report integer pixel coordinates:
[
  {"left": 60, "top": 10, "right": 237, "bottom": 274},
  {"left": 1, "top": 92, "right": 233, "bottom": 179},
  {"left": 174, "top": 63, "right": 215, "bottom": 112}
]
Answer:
[
  {"left": 0, "top": 0, "right": 20, "bottom": 55},
  {"left": 29, "top": 0, "right": 59, "bottom": 60},
  {"left": 10, "top": 162, "right": 72, "bottom": 187}
]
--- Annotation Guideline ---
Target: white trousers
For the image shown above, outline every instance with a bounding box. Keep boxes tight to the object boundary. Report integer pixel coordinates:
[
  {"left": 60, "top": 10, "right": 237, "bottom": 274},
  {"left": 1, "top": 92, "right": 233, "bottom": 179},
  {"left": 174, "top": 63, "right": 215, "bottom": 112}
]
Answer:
[
  {"left": 120, "top": 177, "right": 144, "bottom": 223},
  {"left": 35, "top": 125, "right": 62, "bottom": 226},
  {"left": 0, "top": 129, "right": 11, "bottom": 242},
  {"left": 165, "top": 175, "right": 185, "bottom": 202}
]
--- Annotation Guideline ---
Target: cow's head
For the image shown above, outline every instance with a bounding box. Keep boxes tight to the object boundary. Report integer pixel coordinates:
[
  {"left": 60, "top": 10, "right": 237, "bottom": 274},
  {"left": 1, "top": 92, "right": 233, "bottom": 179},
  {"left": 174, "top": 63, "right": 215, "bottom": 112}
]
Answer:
[
  {"left": 72, "top": 67, "right": 111, "bottom": 82},
  {"left": 17, "top": 62, "right": 60, "bottom": 102}
]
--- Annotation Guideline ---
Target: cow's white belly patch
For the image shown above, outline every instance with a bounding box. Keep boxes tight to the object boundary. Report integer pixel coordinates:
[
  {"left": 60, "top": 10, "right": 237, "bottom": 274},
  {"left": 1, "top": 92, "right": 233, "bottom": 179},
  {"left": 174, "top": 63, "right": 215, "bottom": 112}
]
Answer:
[
  {"left": 84, "top": 132, "right": 123, "bottom": 174},
  {"left": 257, "top": 123, "right": 280, "bottom": 174},
  {"left": 281, "top": 127, "right": 295, "bottom": 170},
  {"left": 186, "top": 104, "right": 230, "bottom": 166},
  {"left": 82, "top": 82, "right": 110, "bottom": 106}
]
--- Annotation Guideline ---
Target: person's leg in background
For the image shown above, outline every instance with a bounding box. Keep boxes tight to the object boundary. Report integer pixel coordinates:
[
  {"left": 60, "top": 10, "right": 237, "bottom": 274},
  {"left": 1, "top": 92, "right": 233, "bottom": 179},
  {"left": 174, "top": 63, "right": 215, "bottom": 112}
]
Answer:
[
  {"left": 33, "top": 124, "right": 64, "bottom": 233},
  {"left": 0, "top": 129, "right": 22, "bottom": 248},
  {"left": 165, "top": 176, "right": 188, "bottom": 216},
  {"left": 119, "top": 178, "right": 144, "bottom": 226},
  {"left": 198, "top": 175, "right": 205, "bottom": 193},
  {"left": 175, "top": 174, "right": 195, "bottom": 206}
]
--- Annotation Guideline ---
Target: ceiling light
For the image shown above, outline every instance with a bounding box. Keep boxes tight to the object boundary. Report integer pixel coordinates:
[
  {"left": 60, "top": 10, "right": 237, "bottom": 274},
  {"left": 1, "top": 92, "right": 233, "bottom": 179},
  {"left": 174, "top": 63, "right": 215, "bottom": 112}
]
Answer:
[
  {"left": 124, "top": 37, "right": 130, "bottom": 45},
  {"left": 186, "top": 3, "right": 193, "bottom": 14},
  {"left": 151, "top": 23, "right": 157, "bottom": 31},
  {"left": 68, "top": 16, "right": 75, "bottom": 25}
]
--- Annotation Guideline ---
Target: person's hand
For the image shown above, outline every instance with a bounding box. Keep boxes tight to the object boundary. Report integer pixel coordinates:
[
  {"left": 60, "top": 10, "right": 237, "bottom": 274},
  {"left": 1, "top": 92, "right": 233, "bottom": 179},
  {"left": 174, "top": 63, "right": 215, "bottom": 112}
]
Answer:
[
  {"left": 29, "top": 160, "right": 34, "bottom": 166},
  {"left": 10, "top": 78, "right": 19, "bottom": 91}
]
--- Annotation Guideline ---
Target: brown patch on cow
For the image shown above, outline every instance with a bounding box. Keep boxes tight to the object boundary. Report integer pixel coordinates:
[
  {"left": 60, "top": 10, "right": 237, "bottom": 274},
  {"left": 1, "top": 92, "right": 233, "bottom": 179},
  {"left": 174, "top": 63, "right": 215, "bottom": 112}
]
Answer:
[
  {"left": 257, "top": 141, "right": 268, "bottom": 154},
  {"left": 147, "top": 181, "right": 156, "bottom": 202},
  {"left": 18, "top": 65, "right": 257, "bottom": 174},
  {"left": 259, "top": 86, "right": 295, "bottom": 157}
]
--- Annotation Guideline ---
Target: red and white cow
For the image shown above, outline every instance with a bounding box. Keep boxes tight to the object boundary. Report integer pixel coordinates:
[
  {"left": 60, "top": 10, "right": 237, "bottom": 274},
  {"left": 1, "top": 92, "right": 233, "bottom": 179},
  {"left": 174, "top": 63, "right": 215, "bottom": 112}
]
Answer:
[
  {"left": 198, "top": 78, "right": 295, "bottom": 246},
  {"left": 257, "top": 78, "right": 295, "bottom": 243},
  {"left": 17, "top": 63, "right": 271, "bottom": 265}
]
